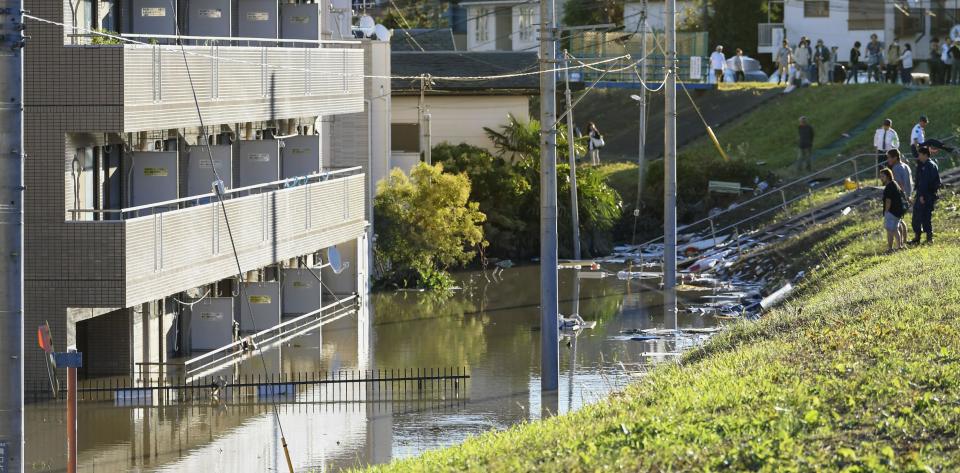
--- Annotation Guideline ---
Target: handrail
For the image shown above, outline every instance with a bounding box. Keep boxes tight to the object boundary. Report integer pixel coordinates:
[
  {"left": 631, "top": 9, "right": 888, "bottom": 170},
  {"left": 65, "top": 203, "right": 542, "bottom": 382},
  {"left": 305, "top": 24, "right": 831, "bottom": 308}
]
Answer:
[
  {"left": 632, "top": 135, "right": 958, "bottom": 250},
  {"left": 120, "top": 33, "right": 360, "bottom": 47},
  {"left": 67, "top": 166, "right": 363, "bottom": 220},
  {"left": 184, "top": 294, "right": 358, "bottom": 373}
]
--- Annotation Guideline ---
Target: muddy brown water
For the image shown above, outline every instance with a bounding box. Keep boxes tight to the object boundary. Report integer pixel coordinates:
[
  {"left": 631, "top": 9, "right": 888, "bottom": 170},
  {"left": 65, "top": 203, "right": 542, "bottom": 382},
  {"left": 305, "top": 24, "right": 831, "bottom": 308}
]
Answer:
[{"left": 25, "top": 266, "right": 724, "bottom": 472}]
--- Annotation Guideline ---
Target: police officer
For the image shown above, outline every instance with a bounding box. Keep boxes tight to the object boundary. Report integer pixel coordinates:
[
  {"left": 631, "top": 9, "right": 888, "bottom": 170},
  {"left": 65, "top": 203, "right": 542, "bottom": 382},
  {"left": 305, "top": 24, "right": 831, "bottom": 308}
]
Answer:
[{"left": 909, "top": 146, "right": 941, "bottom": 244}]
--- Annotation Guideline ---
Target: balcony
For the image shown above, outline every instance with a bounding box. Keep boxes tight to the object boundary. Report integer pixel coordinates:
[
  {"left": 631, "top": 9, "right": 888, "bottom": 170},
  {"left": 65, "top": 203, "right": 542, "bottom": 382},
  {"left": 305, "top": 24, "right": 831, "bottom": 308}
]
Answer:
[
  {"left": 59, "top": 37, "right": 365, "bottom": 132},
  {"left": 68, "top": 168, "right": 366, "bottom": 308}
]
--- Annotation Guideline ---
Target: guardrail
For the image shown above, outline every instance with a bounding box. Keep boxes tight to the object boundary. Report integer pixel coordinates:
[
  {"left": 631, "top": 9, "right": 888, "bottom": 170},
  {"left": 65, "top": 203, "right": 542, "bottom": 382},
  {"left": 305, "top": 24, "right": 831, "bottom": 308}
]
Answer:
[
  {"left": 68, "top": 166, "right": 363, "bottom": 221},
  {"left": 633, "top": 137, "right": 960, "bottom": 250}
]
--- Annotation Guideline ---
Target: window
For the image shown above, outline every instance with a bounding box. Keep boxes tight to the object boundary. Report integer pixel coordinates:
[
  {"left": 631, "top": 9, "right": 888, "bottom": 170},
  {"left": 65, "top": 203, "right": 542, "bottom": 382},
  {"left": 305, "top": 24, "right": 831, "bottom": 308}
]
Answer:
[
  {"left": 848, "top": 0, "right": 884, "bottom": 30},
  {"left": 894, "top": 8, "right": 924, "bottom": 38},
  {"left": 932, "top": 6, "right": 960, "bottom": 39},
  {"left": 518, "top": 7, "right": 535, "bottom": 42},
  {"left": 475, "top": 8, "right": 490, "bottom": 43},
  {"left": 391, "top": 124, "right": 420, "bottom": 153},
  {"left": 804, "top": 1, "right": 829, "bottom": 18}
]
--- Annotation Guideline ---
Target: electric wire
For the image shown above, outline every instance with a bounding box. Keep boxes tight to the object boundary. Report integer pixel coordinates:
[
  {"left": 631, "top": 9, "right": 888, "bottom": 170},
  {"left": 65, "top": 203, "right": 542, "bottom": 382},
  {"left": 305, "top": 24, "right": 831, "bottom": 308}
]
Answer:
[
  {"left": 388, "top": 0, "right": 427, "bottom": 51},
  {"left": 164, "top": 2, "right": 295, "bottom": 469}
]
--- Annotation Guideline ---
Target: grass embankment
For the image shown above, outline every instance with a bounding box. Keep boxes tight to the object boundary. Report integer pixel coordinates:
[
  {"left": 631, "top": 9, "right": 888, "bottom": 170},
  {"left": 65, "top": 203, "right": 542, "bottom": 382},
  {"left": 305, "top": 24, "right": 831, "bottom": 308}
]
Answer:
[
  {"left": 366, "top": 190, "right": 960, "bottom": 472},
  {"left": 837, "top": 86, "right": 960, "bottom": 154}
]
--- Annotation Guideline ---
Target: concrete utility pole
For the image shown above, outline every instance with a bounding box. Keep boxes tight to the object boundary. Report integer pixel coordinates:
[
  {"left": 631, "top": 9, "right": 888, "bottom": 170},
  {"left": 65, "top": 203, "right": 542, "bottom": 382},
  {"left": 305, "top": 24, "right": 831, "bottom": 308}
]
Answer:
[
  {"left": 562, "top": 50, "right": 581, "bottom": 261},
  {"left": 539, "top": 0, "right": 559, "bottom": 391},
  {"left": 636, "top": 0, "right": 648, "bottom": 219},
  {"left": 0, "top": 2, "right": 24, "bottom": 472},
  {"left": 664, "top": 0, "right": 678, "bottom": 330}
]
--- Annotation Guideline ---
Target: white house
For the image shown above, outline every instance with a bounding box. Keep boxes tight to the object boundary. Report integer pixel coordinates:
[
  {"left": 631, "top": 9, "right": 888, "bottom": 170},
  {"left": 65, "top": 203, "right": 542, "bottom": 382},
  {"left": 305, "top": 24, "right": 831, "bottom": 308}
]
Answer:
[
  {"left": 623, "top": 0, "right": 698, "bottom": 32},
  {"left": 462, "top": 0, "right": 541, "bottom": 51},
  {"left": 759, "top": 0, "right": 960, "bottom": 62}
]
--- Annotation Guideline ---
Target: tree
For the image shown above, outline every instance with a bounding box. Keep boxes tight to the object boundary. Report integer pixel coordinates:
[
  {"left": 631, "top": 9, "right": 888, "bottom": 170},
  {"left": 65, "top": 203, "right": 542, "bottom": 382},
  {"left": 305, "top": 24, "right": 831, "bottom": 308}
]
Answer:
[
  {"left": 679, "top": 0, "right": 771, "bottom": 58},
  {"left": 374, "top": 163, "right": 487, "bottom": 289},
  {"left": 562, "top": 0, "right": 623, "bottom": 27}
]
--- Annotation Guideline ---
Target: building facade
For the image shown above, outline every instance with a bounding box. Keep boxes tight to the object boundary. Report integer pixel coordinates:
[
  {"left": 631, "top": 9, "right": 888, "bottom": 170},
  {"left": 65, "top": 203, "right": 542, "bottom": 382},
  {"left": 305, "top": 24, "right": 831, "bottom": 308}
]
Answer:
[
  {"left": 23, "top": 0, "right": 385, "bottom": 391},
  {"left": 462, "top": 0, "right": 541, "bottom": 51},
  {"left": 759, "top": 0, "right": 960, "bottom": 62}
]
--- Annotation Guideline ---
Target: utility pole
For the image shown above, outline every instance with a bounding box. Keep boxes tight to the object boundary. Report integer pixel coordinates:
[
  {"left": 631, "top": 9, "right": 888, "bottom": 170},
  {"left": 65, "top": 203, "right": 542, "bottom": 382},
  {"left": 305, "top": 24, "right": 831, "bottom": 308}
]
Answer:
[
  {"left": 562, "top": 50, "right": 580, "bottom": 261},
  {"left": 664, "top": 0, "right": 678, "bottom": 331},
  {"left": 539, "top": 0, "right": 559, "bottom": 392},
  {"left": 637, "top": 0, "right": 648, "bottom": 226},
  {"left": 0, "top": 2, "right": 24, "bottom": 472}
]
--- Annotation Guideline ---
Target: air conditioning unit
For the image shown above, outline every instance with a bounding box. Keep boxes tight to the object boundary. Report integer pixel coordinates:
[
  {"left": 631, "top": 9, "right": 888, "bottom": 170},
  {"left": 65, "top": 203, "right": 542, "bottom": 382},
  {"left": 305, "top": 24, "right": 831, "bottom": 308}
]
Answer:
[
  {"left": 237, "top": 139, "right": 280, "bottom": 187},
  {"left": 130, "top": 151, "right": 178, "bottom": 206},
  {"left": 130, "top": 0, "right": 177, "bottom": 36},
  {"left": 280, "top": 3, "right": 321, "bottom": 43},
  {"left": 237, "top": 0, "right": 279, "bottom": 39},
  {"left": 186, "top": 297, "right": 234, "bottom": 351},
  {"left": 186, "top": 145, "right": 232, "bottom": 197},
  {"left": 281, "top": 268, "right": 322, "bottom": 315},
  {"left": 239, "top": 282, "right": 281, "bottom": 332},
  {"left": 187, "top": 0, "right": 231, "bottom": 38},
  {"left": 281, "top": 135, "right": 322, "bottom": 179}
]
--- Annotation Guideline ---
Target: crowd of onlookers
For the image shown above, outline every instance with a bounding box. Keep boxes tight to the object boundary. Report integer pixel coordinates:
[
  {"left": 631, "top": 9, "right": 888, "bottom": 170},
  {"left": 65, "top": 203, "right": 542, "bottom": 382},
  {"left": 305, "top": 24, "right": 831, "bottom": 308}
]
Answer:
[{"left": 709, "top": 35, "right": 960, "bottom": 86}]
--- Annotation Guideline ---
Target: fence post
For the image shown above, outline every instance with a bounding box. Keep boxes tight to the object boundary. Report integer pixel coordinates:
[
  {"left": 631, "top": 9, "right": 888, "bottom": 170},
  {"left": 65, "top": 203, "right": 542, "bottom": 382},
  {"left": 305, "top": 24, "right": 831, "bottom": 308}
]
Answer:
[
  {"left": 808, "top": 189, "right": 816, "bottom": 225},
  {"left": 780, "top": 189, "right": 789, "bottom": 217},
  {"left": 708, "top": 218, "right": 717, "bottom": 247}
]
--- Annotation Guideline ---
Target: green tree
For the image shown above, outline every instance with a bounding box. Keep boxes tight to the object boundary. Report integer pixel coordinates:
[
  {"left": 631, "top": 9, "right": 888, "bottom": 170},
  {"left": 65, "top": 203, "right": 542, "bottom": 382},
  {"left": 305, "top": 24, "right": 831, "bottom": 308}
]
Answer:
[
  {"left": 562, "top": 0, "right": 623, "bottom": 27},
  {"left": 679, "top": 0, "right": 772, "bottom": 58},
  {"left": 374, "top": 163, "right": 487, "bottom": 289},
  {"left": 484, "top": 114, "right": 586, "bottom": 163}
]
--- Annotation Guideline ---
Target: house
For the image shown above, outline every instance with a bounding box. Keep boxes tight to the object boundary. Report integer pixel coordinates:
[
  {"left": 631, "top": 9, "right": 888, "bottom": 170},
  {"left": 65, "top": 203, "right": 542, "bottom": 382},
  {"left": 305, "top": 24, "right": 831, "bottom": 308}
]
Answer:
[
  {"left": 462, "top": 0, "right": 542, "bottom": 51},
  {"left": 390, "top": 51, "right": 539, "bottom": 165},
  {"left": 23, "top": 0, "right": 387, "bottom": 395},
  {"left": 758, "top": 0, "right": 960, "bottom": 62}
]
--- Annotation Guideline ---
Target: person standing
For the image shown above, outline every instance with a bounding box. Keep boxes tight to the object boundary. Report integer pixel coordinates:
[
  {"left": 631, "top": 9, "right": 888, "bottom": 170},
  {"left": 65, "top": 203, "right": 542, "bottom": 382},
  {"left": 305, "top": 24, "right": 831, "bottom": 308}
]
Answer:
[
  {"left": 710, "top": 46, "right": 726, "bottom": 84},
  {"left": 732, "top": 48, "right": 746, "bottom": 82},
  {"left": 815, "top": 39, "right": 831, "bottom": 84},
  {"left": 930, "top": 38, "right": 942, "bottom": 85},
  {"left": 910, "top": 146, "right": 941, "bottom": 244},
  {"left": 847, "top": 41, "right": 861, "bottom": 84},
  {"left": 866, "top": 34, "right": 883, "bottom": 83},
  {"left": 829, "top": 46, "right": 840, "bottom": 83},
  {"left": 886, "top": 149, "right": 912, "bottom": 245},
  {"left": 873, "top": 118, "right": 900, "bottom": 168},
  {"left": 879, "top": 168, "right": 906, "bottom": 252},
  {"left": 793, "top": 39, "right": 811, "bottom": 85},
  {"left": 886, "top": 40, "right": 901, "bottom": 83},
  {"left": 587, "top": 122, "right": 603, "bottom": 166},
  {"left": 797, "top": 116, "right": 814, "bottom": 172},
  {"left": 942, "top": 39, "right": 954, "bottom": 85},
  {"left": 910, "top": 115, "right": 927, "bottom": 158},
  {"left": 950, "top": 40, "right": 960, "bottom": 85},
  {"left": 899, "top": 43, "right": 913, "bottom": 85},
  {"left": 775, "top": 40, "right": 792, "bottom": 85}
]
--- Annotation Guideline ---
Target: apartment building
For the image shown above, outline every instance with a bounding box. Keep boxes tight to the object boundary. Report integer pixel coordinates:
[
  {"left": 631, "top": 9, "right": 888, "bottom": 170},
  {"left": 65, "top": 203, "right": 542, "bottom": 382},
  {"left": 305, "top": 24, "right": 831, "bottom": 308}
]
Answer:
[
  {"left": 23, "top": 0, "right": 388, "bottom": 388},
  {"left": 462, "top": 0, "right": 541, "bottom": 51},
  {"left": 758, "top": 0, "right": 960, "bottom": 62}
]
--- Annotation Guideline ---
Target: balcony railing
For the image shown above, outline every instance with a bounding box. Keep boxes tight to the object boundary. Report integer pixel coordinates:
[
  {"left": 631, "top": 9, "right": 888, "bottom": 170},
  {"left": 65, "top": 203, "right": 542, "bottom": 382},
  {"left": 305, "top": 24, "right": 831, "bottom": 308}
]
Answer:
[
  {"left": 118, "top": 33, "right": 361, "bottom": 48},
  {"left": 68, "top": 166, "right": 364, "bottom": 221},
  {"left": 758, "top": 23, "right": 784, "bottom": 49}
]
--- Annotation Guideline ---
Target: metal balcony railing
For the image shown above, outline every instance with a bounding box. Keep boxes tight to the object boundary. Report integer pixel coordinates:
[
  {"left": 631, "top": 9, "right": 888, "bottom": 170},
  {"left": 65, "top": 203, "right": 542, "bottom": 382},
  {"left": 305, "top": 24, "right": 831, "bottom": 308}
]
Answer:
[{"left": 67, "top": 166, "right": 364, "bottom": 221}]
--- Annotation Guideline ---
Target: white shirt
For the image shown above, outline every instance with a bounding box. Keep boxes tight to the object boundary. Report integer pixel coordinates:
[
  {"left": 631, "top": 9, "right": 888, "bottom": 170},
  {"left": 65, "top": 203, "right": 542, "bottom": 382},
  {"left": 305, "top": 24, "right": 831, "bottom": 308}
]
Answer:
[
  {"left": 900, "top": 50, "right": 913, "bottom": 69},
  {"left": 873, "top": 127, "right": 900, "bottom": 151},
  {"left": 943, "top": 43, "right": 953, "bottom": 65},
  {"left": 710, "top": 51, "right": 726, "bottom": 70},
  {"left": 911, "top": 123, "right": 925, "bottom": 146}
]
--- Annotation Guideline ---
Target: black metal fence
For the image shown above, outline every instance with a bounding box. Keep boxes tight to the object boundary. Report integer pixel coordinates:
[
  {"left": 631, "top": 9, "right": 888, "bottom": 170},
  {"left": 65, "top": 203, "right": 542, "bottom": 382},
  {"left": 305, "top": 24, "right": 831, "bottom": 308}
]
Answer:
[{"left": 27, "top": 368, "right": 470, "bottom": 406}]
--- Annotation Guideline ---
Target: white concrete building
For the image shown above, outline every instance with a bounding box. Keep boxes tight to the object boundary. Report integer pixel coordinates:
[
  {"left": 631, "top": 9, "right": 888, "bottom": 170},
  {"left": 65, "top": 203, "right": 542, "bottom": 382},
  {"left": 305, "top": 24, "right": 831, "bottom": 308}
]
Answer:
[
  {"left": 758, "top": 0, "right": 960, "bottom": 62},
  {"left": 462, "top": 0, "right": 541, "bottom": 51}
]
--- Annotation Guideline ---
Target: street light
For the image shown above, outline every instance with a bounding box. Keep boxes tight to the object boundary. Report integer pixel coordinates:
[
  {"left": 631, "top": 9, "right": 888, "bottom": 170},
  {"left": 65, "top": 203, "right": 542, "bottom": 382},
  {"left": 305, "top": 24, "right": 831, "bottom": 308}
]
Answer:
[{"left": 629, "top": 93, "right": 647, "bottom": 244}]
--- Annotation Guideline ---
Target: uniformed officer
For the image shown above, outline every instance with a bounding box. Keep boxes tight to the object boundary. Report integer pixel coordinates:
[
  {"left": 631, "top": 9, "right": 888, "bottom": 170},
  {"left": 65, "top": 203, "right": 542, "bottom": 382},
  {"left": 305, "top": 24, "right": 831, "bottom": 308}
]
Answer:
[
  {"left": 909, "top": 146, "right": 941, "bottom": 244},
  {"left": 910, "top": 116, "right": 927, "bottom": 158}
]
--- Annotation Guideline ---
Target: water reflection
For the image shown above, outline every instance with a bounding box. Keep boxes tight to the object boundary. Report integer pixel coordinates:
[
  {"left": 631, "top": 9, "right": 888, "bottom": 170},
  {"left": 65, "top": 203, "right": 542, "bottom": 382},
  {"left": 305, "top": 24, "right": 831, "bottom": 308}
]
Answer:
[{"left": 26, "top": 265, "right": 721, "bottom": 472}]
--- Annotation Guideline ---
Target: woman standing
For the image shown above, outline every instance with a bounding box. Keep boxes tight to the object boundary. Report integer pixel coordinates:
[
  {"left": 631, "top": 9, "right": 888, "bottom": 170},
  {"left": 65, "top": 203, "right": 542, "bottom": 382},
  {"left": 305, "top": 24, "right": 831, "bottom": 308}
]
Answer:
[
  {"left": 899, "top": 44, "right": 913, "bottom": 85},
  {"left": 847, "top": 41, "right": 861, "bottom": 84},
  {"left": 588, "top": 122, "right": 603, "bottom": 166},
  {"left": 880, "top": 168, "right": 906, "bottom": 252}
]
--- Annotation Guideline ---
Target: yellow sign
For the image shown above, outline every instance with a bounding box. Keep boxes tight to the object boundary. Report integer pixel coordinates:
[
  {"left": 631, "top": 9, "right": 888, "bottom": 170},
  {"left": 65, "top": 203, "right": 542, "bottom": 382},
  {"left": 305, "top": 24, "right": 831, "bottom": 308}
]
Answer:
[
  {"left": 143, "top": 167, "right": 168, "bottom": 177},
  {"left": 249, "top": 295, "right": 272, "bottom": 304}
]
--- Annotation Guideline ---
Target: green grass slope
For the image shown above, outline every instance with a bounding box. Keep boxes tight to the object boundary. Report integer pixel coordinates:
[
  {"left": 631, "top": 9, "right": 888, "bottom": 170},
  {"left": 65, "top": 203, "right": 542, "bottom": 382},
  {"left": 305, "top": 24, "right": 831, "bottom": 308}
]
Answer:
[{"left": 364, "top": 190, "right": 960, "bottom": 472}]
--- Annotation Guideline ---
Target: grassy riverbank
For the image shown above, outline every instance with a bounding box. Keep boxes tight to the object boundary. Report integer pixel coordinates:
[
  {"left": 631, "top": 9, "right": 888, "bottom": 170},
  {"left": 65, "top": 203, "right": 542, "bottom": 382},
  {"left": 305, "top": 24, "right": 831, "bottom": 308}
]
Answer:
[{"left": 365, "top": 190, "right": 960, "bottom": 472}]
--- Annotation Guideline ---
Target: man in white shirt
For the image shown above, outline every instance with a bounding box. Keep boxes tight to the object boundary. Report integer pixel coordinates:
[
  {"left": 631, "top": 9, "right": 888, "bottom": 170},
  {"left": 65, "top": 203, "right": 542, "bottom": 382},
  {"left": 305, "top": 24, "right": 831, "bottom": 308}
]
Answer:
[
  {"left": 710, "top": 46, "right": 726, "bottom": 84},
  {"left": 873, "top": 118, "right": 900, "bottom": 168},
  {"left": 910, "top": 115, "right": 927, "bottom": 158}
]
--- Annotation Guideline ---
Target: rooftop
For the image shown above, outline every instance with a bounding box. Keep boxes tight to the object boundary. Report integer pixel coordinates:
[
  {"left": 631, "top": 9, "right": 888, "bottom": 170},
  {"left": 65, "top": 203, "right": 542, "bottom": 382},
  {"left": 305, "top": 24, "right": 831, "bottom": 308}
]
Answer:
[{"left": 391, "top": 51, "right": 542, "bottom": 95}]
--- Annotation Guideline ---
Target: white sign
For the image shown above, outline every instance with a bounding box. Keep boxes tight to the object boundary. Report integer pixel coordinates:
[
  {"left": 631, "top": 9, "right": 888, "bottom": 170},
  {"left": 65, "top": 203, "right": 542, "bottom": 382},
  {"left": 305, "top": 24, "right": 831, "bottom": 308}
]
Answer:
[
  {"left": 141, "top": 7, "right": 166, "bottom": 17},
  {"left": 247, "top": 12, "right": 270, "bottom": 21},
  {"left": 248, "top": 153, "right": 272, "bottom": 162},
  {"left": 689, "top": 56, "right": 702, "bottom": 80},
  {"left": 199, "top": 9, "right": 223, "bottom": 19}
]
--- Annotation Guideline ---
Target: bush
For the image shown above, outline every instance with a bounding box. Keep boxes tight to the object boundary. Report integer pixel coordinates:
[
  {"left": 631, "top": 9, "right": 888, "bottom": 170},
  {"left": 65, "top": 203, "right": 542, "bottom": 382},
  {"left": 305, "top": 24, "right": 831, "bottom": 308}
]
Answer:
[{"left": 373, "top": 163, "right": 487, "bottom": 289}]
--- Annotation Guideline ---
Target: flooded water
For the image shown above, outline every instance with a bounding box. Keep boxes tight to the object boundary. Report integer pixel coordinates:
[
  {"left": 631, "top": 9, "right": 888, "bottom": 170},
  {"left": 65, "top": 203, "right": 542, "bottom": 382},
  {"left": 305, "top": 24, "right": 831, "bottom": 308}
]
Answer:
[{"left": 26, "top": 266, "right": 723, "bottom": 472}]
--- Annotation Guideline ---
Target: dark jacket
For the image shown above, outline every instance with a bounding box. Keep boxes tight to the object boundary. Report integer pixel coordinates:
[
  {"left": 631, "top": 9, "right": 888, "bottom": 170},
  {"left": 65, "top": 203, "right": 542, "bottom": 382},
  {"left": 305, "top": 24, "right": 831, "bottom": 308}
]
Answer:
[
  {"left": 915, "top": 159, "right": 941, "bottom": 199},
  {"left": 849, "top": 48, "right": 860, "bottom": 65},
  {"left": 798, "top": 124, "right": 814, "bottom": 149}
]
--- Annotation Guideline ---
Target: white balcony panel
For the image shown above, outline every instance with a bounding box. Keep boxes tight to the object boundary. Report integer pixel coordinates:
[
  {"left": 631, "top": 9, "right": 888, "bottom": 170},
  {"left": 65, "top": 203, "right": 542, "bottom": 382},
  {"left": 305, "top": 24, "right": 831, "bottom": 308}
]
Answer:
[
  {"left": 124, "top": 173, "right": 365, "bottom": 306},
  {"left": 122, "top": 44, "right": 365, "bottom": 132}
]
